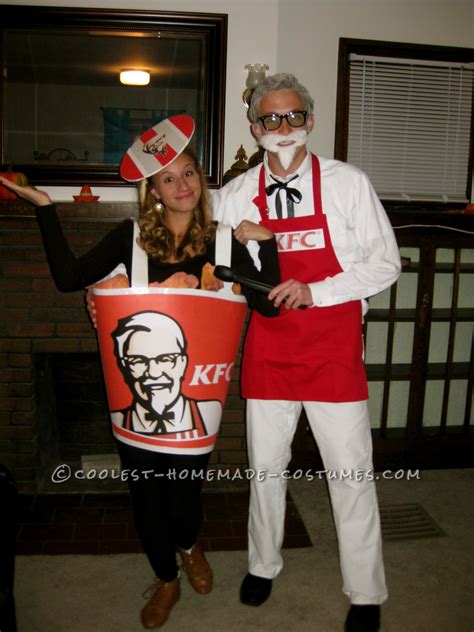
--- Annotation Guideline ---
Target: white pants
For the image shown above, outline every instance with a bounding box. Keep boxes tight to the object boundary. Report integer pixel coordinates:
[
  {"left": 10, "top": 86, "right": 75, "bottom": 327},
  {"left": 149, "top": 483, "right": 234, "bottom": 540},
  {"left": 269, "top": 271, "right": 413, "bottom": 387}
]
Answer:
[{"left": 246, "top": 399, "right": 388, "bottom": 605}]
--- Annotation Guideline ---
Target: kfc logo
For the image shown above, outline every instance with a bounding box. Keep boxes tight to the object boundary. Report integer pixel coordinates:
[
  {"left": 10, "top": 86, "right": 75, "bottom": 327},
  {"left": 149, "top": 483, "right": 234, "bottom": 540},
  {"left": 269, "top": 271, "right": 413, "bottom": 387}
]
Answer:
[
  {"left": 111, "top": 311, "right": 221, "bottom": 437},
  {"left": 190, "top": 363, "right": 235, "bottom": 386},
  {"left": 275, "top": 229, "right": 325, "bottom": 253},
  {"left": 143, "top": 133, "right": 168, "bottom": 156}
]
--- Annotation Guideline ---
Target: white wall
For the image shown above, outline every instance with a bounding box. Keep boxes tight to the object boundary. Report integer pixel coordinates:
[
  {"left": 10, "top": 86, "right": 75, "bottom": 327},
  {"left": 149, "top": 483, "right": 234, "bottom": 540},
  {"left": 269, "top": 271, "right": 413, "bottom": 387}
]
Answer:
[
  {"left": 3, "top": 0, "right": 473, "bottom": 199},
  {"left": 277, "top": 0, "right": 474, "bottom": 158}
]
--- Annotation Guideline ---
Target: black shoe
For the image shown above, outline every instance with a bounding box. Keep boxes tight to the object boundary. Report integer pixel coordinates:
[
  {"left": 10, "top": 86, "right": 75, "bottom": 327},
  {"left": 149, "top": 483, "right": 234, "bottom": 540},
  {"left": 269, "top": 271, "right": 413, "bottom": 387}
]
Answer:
[
  {"left": 239, "top": 573, "right": 272, "bottom": 607},
  {"left": 344, "top": 605, "right": 381, "bottom": 632}
]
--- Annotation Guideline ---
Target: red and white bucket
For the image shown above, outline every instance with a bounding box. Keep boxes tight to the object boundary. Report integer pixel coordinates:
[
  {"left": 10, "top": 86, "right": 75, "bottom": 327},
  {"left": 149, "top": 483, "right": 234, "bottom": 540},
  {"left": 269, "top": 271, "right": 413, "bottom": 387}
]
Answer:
[{"left": 92, "top": 287, "right": 247, "bottom": 455}]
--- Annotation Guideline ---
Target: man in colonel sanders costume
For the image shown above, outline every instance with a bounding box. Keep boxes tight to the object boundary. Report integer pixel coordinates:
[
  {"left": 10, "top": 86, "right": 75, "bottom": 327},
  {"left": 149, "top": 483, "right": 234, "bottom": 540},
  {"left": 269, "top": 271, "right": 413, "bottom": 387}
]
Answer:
[{"left": 212, "top": 72, "right": 401, "bottom": 632}]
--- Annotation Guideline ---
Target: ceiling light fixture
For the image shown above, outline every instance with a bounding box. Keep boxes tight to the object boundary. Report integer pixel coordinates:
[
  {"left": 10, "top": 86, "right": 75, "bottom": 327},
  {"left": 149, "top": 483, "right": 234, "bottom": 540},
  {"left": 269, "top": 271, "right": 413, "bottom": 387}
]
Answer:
[{"left": 119, "top": 70, "right": 150, "bottom": 86}]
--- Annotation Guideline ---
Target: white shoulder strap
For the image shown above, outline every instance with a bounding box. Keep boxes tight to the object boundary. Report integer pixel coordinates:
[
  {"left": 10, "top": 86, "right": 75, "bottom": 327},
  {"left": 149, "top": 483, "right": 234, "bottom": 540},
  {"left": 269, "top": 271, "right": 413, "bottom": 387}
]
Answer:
[
  {"left": 215, "top": 223, "right": 232, "bottom": 291},
  {"left": 131, "top": 220, "right": 149, "bottom": 287},
  {"left": 215, "top": 223, "right": 232, "bottom": 267}
]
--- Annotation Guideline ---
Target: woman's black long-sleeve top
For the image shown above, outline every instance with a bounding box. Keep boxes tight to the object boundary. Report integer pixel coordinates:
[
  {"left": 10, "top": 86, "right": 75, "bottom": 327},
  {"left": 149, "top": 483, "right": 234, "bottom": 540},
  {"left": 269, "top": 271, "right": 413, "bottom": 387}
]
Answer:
[{"left": 35, "top": 205, "right": 280, "bottom": 316}]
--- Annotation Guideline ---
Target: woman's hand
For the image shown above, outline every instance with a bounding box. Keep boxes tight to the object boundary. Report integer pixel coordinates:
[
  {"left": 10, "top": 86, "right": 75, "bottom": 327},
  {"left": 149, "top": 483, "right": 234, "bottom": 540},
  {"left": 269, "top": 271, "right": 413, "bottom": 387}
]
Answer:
[
  {"left": 234, "top": 220, "right": 273, "bottom": 245},
  {"left": 0, "top": 177, "right": 52, "bottom": 206},
  {"left": 85, "top": 273, "right": 130, "bottom": 328},
  {"left": 84, "top": 289, "right": 97, "bottom": 329},
  {"left": 268, "top": 279, "right": 313, "bottom": 310}
]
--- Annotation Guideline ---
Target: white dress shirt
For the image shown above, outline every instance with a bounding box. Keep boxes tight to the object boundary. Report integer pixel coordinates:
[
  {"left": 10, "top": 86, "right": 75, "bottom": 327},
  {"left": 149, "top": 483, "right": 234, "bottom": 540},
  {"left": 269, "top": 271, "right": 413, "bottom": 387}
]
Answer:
[{"left": 211, "top": 152, "right": 401, "bottom": 315}]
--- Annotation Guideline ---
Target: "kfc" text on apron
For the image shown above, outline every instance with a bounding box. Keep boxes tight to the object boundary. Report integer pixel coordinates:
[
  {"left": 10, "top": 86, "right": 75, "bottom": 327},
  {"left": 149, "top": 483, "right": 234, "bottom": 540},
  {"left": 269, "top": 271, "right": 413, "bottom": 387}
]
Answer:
[{"left": 275, "top": 229, "right": 325, "bottom": 252}]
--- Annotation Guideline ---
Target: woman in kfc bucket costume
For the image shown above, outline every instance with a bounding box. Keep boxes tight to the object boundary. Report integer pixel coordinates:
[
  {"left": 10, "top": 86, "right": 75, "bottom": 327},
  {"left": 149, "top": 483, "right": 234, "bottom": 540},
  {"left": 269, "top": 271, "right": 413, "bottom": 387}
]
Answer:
[{"left": 0, "top": 115, "right": 280, "bottom": 629}]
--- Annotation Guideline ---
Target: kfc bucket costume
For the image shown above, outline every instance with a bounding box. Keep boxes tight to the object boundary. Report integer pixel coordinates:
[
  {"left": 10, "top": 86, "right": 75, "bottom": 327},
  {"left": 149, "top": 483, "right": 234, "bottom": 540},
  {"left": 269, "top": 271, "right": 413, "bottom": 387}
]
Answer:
[
  {"left": 212, "top": 151, "right": 401, "bottom": 605},
  {"left": 33, "top": 116, "right": 280, "bottom": 594}
]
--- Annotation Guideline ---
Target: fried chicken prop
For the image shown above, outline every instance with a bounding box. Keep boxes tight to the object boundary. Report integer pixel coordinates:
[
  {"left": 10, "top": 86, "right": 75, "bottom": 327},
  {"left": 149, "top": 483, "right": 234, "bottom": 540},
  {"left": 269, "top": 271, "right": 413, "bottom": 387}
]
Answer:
[
  {"left": 89, "top": 274, "right": 130, "bottom": 290},
  {"left": 89, "top": 265, "right": 239, "bottom": 293},
  {"left": 149, "top": 271, "right": 199, "bottom": 289},
  {"left": 86, "top": 266, "right": 242, "bottom": 328}
]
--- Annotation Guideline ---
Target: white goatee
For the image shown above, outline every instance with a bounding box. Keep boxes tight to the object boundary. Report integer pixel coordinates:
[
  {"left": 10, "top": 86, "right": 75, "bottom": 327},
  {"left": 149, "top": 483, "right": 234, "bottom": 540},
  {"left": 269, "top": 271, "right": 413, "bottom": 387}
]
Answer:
[{"left": 258, "top": 130, "right": 308, "bottom": 172}]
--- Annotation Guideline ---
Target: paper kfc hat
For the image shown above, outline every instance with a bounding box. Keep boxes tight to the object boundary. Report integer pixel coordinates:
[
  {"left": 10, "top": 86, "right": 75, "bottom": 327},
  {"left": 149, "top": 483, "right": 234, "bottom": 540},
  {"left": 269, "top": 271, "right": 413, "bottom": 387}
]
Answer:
[{"left": 120, "top": 114, "right": 195, "bottom": 182}]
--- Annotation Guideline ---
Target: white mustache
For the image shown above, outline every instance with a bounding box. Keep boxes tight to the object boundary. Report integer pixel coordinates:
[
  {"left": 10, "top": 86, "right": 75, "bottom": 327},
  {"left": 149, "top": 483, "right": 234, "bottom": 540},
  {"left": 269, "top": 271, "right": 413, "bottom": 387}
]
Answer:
[{"left": 258, "top": 130, "right": 308, "bottom": 152}]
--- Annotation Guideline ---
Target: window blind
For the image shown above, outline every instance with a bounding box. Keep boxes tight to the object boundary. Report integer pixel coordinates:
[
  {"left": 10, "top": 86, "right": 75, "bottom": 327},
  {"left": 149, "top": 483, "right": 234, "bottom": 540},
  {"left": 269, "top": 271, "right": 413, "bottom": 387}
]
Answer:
[{"left": 347, "top": 54, "right": 473, "bottom": 203}]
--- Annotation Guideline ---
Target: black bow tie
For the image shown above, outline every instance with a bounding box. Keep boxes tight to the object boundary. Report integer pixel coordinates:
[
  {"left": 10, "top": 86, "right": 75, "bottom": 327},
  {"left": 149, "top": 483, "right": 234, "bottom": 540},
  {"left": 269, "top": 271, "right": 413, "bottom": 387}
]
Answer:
[
  {"left": 145, "top": 410, "right": 175, "bottom": 434},
  {"left": 265, "top": 175, "right": 302, "bottom": 219}
]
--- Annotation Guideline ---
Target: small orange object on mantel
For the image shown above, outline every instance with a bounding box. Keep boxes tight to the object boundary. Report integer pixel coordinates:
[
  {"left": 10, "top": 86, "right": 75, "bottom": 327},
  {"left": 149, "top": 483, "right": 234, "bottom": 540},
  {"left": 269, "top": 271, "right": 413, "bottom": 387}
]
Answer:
[
  {"left": 0, "top": 171, "right": 28, "bottom": 200},
  {"left": 73, "top": 184, "right": 100, "bottom": 202},
  {"left": 446, "top": 202, "right": 474, "bottom": 214}
]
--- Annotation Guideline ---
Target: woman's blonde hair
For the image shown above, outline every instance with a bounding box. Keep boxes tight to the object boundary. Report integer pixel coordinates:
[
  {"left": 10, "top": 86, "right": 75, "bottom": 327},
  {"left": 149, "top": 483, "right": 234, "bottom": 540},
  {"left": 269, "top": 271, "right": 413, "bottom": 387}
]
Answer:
[{"left": 136, "top": 147, "right": 216, "bottom": 262}]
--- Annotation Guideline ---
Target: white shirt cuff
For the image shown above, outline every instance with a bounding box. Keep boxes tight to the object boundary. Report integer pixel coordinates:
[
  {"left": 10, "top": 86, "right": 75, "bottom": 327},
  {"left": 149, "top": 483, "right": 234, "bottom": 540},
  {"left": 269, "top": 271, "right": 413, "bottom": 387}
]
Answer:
[{"left": 308, "top": 279, "right": 333, "bottom": 307}]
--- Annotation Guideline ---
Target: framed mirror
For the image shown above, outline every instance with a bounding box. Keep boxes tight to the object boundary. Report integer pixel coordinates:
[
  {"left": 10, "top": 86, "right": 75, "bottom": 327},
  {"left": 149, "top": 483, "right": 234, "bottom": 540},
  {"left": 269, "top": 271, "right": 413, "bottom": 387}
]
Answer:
[{"left": 0, "top": 6, "right": 227, "bottom": 187}]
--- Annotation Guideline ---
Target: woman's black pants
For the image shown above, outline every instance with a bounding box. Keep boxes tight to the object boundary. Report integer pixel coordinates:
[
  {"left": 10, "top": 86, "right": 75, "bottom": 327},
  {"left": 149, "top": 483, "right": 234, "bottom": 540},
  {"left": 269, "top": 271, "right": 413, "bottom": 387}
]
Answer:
[{"left": 117, "top": 441, "right": 210, "bottom": 582}]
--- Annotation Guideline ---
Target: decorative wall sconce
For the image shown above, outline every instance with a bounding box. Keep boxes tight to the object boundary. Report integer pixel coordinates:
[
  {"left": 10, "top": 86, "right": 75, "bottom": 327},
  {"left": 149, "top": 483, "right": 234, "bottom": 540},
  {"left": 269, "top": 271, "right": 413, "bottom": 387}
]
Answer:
[
  {"left": 119, "top": 69, "right": 151, "bottom": 86},
  {"left": 242, "top": 63, "right": 269, "bottom": 107}
]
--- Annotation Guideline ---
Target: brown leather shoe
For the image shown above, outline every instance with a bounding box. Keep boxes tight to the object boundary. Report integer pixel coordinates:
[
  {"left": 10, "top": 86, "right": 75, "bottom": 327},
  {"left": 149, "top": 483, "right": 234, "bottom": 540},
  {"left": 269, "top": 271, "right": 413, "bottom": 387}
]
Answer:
[
  {"left": 141, "top": 577, "right": 180, "bottom": 629},
  {"left": 179, "top": 545, "right": 213, "bottom": 594}
]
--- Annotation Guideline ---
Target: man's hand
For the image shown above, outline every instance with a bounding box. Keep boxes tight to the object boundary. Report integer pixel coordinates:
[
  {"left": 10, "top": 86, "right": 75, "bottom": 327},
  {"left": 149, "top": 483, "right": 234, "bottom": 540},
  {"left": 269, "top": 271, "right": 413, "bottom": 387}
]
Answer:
[
  {"left": 233, "top": 220, "right": 273, "bottom": 245},
  {"left": 0, "top": 177, "right": 51, "bottom": 206},
  {"left": 268, "top": 279, "right": 313, "bottom": 310}
]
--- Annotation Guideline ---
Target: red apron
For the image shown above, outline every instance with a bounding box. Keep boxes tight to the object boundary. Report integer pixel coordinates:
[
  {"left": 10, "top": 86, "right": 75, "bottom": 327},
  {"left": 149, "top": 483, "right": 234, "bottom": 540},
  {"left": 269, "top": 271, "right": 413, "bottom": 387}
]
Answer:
[{"left": 241, "top": 154, "right": 368, "bottom": 402}]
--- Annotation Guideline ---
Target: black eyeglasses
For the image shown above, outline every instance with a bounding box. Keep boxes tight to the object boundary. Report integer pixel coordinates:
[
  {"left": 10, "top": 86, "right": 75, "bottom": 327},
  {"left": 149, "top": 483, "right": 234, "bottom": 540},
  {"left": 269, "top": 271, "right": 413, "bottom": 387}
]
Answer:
[{"left": 258, "top": 110, "right": 308, "bottom": 131}]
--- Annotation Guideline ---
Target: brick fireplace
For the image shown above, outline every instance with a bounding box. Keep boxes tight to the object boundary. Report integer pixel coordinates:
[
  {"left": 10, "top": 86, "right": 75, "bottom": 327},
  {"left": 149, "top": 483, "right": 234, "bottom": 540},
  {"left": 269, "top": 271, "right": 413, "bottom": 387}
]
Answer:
[{"left": 0, "top": 200, "right": 247, "bottom": 492}]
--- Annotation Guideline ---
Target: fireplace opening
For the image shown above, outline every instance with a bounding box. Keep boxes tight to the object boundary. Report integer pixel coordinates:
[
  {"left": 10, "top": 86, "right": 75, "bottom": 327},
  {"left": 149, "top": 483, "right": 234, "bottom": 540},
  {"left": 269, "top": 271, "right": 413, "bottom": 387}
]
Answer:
[{"left": 35, "top": 353, "right": 122, "bottom": 491}]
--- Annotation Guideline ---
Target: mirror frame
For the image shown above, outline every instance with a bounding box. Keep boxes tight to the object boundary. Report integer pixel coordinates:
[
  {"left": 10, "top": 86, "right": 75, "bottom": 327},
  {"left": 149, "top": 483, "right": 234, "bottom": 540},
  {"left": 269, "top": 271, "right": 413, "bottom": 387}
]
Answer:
[{"left": 0, "top": 5, "right": 227, "bottom": 188}]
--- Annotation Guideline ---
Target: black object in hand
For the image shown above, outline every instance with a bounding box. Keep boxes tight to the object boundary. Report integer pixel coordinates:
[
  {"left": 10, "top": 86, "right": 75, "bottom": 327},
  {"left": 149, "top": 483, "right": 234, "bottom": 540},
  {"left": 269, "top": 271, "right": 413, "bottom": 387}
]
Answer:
[
  {"left": 214, "top": 265, "right": 274, "bottom": 295},
  {"left": 214, "top": 265, "right": 307, "bottom": 309}
]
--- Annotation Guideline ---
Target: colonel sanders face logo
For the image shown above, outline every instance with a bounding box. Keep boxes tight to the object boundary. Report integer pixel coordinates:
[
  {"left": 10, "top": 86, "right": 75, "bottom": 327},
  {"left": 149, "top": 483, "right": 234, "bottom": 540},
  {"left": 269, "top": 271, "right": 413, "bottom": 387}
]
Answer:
[
  {"left": 113, "top": 311, "right": 188, "bottom": 416},
  {"left": 143, "top": 134, "right": 168, "bottom": 157}
]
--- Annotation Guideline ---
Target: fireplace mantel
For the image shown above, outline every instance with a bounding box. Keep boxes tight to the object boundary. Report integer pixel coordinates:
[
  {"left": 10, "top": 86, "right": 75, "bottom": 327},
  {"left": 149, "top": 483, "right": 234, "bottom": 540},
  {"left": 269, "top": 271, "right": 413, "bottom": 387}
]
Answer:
[{"left": 0, "top": 200, "right": 138, "bottom": 222}]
